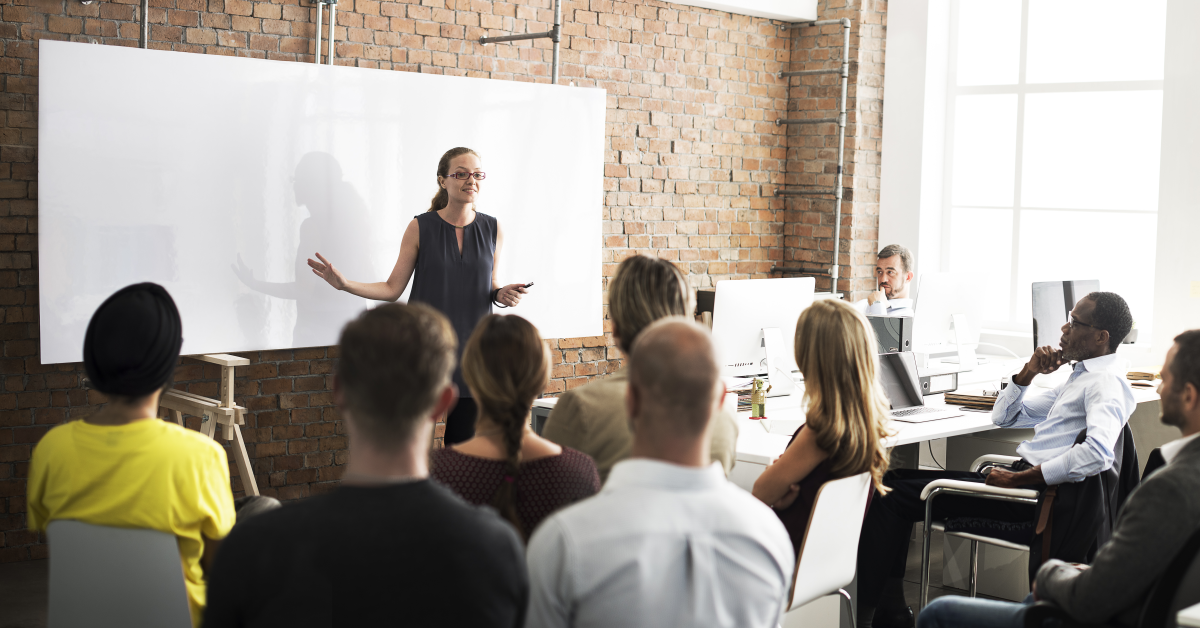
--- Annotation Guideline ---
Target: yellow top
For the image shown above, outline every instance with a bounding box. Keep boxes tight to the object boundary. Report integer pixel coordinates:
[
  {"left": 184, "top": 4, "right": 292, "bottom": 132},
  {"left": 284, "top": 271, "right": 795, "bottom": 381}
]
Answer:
[{"left": 28, "top": 418, "right": 236, "bottom": 627}]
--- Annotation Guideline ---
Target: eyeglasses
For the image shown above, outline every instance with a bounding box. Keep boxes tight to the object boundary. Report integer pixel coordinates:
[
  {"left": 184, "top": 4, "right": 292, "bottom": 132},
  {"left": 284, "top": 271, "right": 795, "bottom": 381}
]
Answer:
[
  {"left": 1069, "top": 317, "right": 1098, "bottom": 331},
  {"left": 443, "top": 172, "right": 486, "bottom": 181}
]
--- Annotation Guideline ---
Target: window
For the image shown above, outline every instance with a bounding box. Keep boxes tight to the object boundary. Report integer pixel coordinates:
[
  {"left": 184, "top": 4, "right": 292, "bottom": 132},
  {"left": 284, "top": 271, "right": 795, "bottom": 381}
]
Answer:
[{"left": 941, "top": 0, "right": 1166, "bottom": 335}]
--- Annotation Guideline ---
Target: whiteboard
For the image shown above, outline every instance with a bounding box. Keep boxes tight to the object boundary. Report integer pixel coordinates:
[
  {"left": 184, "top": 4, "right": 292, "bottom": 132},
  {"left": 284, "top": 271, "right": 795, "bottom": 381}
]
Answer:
[{"left": 38, "top": 40, "right": 605, "bottom": 364}]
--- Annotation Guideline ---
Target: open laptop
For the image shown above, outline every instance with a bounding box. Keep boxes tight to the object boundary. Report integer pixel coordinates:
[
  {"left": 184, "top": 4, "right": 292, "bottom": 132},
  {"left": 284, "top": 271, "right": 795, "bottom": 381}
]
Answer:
[{"left": 879, "top": 352, "right": 965, "bottom": 423}]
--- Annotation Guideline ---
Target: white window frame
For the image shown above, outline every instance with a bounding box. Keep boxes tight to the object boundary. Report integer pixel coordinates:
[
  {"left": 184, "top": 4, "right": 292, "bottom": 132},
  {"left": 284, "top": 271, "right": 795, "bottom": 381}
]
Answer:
[{"left": 938, "top": 0, "right": 1163, "bottom": 332}]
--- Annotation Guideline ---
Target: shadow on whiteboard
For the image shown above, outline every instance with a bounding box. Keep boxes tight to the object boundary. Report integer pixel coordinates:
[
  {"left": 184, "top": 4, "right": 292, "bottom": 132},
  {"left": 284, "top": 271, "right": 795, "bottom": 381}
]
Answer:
[{"left": 231, "top": 152, "right": 376, "bottom": 349}]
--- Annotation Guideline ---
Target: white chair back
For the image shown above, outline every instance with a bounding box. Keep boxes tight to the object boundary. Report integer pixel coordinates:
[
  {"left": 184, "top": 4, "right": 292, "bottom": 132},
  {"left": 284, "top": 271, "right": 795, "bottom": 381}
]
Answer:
[
  {"left": 789, "top": 472, "right": 873, "bottom": 611},
  {"left": 48, "top": 520, "right": 192, "bottom": 628}
]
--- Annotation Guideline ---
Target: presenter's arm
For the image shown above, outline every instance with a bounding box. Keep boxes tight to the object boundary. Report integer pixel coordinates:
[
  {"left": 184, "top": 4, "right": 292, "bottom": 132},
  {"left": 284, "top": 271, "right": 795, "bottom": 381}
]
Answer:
[
  {"left": 308, "top": 219, "right": 420, "bottom": 301},
  {"left": 491, "top": 220, "right": 530, "bottom": 308}
]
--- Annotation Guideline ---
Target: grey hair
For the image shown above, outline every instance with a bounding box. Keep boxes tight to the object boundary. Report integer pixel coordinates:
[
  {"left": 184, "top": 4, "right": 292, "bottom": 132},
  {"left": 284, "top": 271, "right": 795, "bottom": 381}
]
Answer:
[{"left": 878, "top": 244, "right": 915, "bottom": 274}]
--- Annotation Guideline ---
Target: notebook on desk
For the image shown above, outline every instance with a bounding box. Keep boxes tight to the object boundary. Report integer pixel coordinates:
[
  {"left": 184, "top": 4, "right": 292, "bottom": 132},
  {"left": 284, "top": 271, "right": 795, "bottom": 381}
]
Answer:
[{"left": 880, "top": 352, "right": 965, "bottom": 423}]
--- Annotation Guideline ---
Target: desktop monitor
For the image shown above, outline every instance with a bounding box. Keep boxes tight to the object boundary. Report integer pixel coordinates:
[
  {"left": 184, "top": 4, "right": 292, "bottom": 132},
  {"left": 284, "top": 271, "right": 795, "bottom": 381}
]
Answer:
[
  {"left": 711, "top": 277, "right": 816, "bottom": 378},
  {"left": 1031, "top": 280, "right": 1100, "bottom": 350},
  {"left": 911, "top": 272, "right": 988, "bottom": 352},
  {"left": 879, "top": 351, "right": 924, "bottom": 409}
]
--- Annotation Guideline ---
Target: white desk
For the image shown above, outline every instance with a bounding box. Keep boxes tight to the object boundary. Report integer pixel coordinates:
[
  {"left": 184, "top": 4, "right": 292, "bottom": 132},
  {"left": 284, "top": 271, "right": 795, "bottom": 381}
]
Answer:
[{"left": 1179, "top": 602, "right": 1200, "bottom": 628}]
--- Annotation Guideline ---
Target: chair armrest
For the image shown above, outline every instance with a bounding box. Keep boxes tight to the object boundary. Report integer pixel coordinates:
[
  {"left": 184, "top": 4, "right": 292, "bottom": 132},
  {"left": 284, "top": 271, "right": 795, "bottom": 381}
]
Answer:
[
  {"left": 920, "top": 479, "right": 1040, "bottom": 501},
  {"left": 971, "top": 454, "right": 1022, "bottom": 472}
]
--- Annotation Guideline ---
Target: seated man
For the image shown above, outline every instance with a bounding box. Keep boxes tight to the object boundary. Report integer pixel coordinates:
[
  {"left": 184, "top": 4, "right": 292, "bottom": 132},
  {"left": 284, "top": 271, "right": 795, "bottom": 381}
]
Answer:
[
  {"left": 918, "top": 329, "right": 1200, "bottom": 628},
  {"left": 543, "top": 254, "right": 738, "bottom": 482},
  {"left": 27, "top": 283, "right": 237, "bottom": 628},
  {"left": 204, "top": 303, "right": 528, "bottom": 628},
  {"left": 856, "top": 244, "right": 916, "bottom": 317},
  {"left": 525, "top": 319, "right": 794, "bottom": 628},
  {"left": 857, "top": 291, "right": 1136, "bottom": 628}
]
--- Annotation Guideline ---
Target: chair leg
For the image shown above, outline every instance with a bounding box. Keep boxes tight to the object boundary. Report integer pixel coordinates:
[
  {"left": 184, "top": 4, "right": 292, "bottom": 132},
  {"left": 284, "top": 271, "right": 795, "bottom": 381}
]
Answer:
[
  {"left": 838, "top": 589, "right": 856, "bottom": 628},
  {"left": 921, "top": 507, "right": 934, "bottom": 609},
  {"left": 968, "top": 539, "right": 979, "bottom": 598}
]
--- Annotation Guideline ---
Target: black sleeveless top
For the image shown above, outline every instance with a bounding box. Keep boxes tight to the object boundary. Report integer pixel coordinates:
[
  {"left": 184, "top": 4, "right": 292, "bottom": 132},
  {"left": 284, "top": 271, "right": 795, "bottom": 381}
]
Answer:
[{"left": 409, "top": 211, "right": 497, "bottom": 397}]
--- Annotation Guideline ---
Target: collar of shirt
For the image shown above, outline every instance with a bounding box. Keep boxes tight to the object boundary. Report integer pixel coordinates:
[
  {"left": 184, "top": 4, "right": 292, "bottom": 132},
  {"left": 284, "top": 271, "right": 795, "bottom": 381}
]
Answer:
[
  {"left": 1160, "top": 432, "right": 1200, "bottom": 465},
  {"left": 1074, "top": 352, "right": 1130, "bottom": 378},
  {"left": 605, "top": 458, "right": 726, "bottom": 493}
]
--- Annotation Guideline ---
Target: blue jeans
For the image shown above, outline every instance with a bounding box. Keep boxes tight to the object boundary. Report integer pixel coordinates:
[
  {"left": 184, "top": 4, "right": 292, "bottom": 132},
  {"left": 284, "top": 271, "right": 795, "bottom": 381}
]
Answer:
[{"left": 917, "top": 595, "right": 1041, "bottom": 628}]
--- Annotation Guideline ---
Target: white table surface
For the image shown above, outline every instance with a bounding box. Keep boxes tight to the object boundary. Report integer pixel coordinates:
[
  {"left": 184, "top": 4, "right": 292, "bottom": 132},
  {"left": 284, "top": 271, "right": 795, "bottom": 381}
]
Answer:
[
  {"left": 534, "top": 355, "right": 1160, "bottom": 468},
  {"left": 1179, "top": 602, "right": 1200, "bottom": 628}
]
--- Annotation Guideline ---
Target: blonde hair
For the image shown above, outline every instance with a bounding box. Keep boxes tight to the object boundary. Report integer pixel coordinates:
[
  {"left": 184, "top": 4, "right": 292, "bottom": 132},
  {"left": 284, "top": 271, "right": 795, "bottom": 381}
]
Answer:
[
  {"left": 609, "top": 255, "right": 691, "bottom": 354},
  {"left": 461, "top": 314, "right": 550, "bottom": 539},
  {"left": 794, "top": 299, "right": 892, "bottom": 494},
  {"left": 427, "top": 147, "right": 480, "bottom": 213}
]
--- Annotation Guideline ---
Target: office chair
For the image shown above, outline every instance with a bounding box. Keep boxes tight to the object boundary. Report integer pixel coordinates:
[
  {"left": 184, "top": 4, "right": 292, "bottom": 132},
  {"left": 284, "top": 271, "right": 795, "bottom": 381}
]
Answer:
[
  {"left": 48, "top": 520, "right": 192, "bottom": 628},
  {"left": 781, "top": 472, "right": 873, "bottom": 628}
]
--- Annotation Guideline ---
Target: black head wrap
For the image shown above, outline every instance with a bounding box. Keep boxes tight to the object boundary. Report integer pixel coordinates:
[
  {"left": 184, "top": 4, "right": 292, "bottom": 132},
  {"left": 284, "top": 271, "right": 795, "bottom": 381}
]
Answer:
[{"left": 83, "top": 283, "right": 183, "bottom": 397}]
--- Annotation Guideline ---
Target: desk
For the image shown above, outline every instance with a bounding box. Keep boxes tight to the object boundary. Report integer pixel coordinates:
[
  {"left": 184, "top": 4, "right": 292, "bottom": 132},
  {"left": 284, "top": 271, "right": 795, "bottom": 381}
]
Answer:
[
  {"left": 1179, "top": 602, "right": 1200, "bottom": 628},
  {"left": 730, "top": 391, "right": 997, "bottom": 491}
]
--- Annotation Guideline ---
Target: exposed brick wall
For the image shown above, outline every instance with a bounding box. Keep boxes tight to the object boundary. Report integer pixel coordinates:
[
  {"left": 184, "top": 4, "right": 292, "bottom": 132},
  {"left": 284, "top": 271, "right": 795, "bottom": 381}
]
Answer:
[{"left": 0, "top": 0, "right": 886, "bottom": 562}]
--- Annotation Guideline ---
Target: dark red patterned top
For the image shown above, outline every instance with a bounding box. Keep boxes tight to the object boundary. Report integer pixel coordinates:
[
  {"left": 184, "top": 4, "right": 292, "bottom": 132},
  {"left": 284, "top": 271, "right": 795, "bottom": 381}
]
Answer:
[{"left": 430, "top": 446, "right": 601, "bottom": 537}]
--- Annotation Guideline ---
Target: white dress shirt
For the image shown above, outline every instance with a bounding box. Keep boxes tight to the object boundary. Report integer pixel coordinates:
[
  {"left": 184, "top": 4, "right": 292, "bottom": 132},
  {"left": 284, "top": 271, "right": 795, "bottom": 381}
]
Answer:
[
  {"left": 854, "top": 297, "right": 914, "bottom": 317},
  {"left": 1160, "top": 432, "right": 1200, "bottom": 465},
  {"left": 524, "top": 459, "right": 794, "bottom": 628},
  {"left": 991, "top": 353, "right": 1136, "bottom": 486}
]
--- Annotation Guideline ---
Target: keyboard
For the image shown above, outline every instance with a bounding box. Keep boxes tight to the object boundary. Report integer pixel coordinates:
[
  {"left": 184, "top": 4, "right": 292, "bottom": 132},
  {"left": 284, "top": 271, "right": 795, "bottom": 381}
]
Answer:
[{"left": 891, "top": 406, "right": 943, "bottom": 417}]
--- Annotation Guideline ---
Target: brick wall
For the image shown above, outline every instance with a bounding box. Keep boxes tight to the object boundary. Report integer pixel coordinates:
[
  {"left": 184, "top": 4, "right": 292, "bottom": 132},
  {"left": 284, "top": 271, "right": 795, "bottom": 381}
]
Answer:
[{"left": 0, "top": 0, "right": 886, "bottom": 562}]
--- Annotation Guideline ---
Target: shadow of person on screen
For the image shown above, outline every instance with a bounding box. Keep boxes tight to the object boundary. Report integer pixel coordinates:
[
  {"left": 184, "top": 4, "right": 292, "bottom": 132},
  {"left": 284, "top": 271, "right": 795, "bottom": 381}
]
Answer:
[{"left": 233, "top": 152, "right": 375, "bottom": 349}]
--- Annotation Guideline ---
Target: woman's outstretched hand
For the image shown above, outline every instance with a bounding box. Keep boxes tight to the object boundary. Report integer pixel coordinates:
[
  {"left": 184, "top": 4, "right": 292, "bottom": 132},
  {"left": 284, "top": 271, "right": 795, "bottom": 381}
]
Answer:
[
  {"left": 308, "top": 253, "right": 347, "bottom": 291},
  {"left": 496, "top": 283, "right": 529, "bottom": 307}
]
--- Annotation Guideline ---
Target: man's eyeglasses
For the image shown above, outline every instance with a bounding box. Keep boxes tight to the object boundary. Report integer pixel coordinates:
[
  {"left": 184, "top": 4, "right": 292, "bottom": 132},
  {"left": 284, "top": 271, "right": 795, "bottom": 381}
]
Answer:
[
  {"left": 1069, "top": 317, "right": 1098, "bottom": 331},
  {"left": 444, "top": 172, "right": 486, "bottom": 181}
]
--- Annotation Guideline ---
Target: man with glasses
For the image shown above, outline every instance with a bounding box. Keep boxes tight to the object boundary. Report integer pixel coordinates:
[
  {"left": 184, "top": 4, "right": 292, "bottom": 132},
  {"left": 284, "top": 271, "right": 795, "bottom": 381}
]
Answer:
[
  {"left": 855, "top": 292, "right": 1136, "bottom": 628},
  {"left": 857, "top": 244, "right": 916, "bottom": 317}
]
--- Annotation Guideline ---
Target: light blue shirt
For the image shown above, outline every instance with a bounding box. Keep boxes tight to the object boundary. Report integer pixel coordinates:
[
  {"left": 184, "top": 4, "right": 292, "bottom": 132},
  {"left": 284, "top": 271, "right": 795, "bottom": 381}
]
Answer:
[
  {"left": 991, "top": 353, "right": 1136, "bottom": 486},
  {"left": 524, "top": 459, "right": 794, "bottom": 628}
]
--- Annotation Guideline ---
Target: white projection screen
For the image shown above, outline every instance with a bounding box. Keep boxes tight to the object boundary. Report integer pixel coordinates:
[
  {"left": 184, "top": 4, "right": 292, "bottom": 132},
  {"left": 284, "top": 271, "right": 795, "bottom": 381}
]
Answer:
[{"left": 38, "top": 41, "right": 605, "bottom": 364}]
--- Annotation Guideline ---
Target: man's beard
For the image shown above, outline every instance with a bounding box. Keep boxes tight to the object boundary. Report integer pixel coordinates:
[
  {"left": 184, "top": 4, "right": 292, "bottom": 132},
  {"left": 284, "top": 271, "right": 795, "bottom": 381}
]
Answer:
[{"left": 1161, "top": 388, "right": 1186, "bottom": 428}]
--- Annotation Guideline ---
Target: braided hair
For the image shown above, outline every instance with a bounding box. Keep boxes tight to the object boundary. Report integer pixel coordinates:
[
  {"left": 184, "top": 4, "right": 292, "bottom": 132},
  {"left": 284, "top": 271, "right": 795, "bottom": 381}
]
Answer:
[{"left": 461, "top": 314, "right": 550, "bottom": 539}]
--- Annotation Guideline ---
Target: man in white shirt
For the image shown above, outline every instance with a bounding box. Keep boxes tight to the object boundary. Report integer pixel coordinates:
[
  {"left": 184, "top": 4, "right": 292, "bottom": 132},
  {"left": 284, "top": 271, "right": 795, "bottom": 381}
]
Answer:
[
  {"left": 856, "top": 244, "right": 915, "bottom": 317},
  {"left": 916, "top": 328, "right": 1200, "bottom": 628},
  {"left": 857, "top": 291, "right": 1136, "bottom": 628},
  {"left": 524, "top": 318, "right": 794, "bottom": 628}
]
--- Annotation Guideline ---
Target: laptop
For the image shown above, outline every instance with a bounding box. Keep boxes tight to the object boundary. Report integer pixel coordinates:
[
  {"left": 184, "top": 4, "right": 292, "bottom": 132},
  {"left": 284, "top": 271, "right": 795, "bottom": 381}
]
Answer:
[{"left": 879, "top": 352, "right": 965, "bottom": 423}]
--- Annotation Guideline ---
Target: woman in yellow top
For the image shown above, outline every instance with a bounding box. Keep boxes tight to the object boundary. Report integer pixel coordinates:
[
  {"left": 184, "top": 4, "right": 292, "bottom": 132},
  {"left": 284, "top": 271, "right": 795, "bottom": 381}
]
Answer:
[{"left": 27, "top": 283, "right": 237, "bottom": 628}]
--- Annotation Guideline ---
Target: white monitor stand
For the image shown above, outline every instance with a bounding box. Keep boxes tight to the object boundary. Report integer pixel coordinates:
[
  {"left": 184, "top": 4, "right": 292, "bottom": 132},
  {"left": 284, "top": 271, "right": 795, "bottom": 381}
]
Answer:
[{"left": 761, "top": 327, "right": 797, "bottom": 397}]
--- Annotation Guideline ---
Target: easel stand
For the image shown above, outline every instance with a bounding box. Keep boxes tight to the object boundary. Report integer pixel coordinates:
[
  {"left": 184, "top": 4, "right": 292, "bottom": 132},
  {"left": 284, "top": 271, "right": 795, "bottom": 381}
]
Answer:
[{"left": 158, "top": 354, "right": 259, "bottom": 496}]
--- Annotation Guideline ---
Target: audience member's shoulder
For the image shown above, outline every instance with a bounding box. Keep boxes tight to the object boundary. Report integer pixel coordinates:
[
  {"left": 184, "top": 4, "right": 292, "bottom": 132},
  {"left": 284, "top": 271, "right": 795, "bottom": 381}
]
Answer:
[
  {"left": 157, "top": 420, "right": 229, "bottom": 456},
  {"left": 562, "top": 371, "right": 625, "bottom": 406}
]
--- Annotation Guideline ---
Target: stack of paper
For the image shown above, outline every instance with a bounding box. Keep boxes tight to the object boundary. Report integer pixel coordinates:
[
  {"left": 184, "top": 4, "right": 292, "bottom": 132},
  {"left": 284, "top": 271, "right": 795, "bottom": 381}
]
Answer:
[
  {"left": 945, "top": 390, "right": 1001, "bottom": 411},
  {"left": 1127, "top": 367, "right": 1161, "bottom": 381}
]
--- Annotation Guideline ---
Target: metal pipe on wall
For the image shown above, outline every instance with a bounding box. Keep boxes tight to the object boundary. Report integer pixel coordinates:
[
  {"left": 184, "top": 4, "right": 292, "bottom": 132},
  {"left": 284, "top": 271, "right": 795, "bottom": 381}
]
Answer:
[
  {"left": 775, "top": 17, "right": 852, "bottom": 294},
  {"left": 140, "top": 0, "right": 148, "bottom": 49},
  {"left": 314, "top": 1, "right": 323, "bottom": 64},
  {"left": 551, "top": 0, "right": 561, "bottom": 84},
  {"left": 480, "top": 0, "right": 562, "bottom": 84},
  {"left": 327, "top": 0, "right": 336, "bottom": 65}
]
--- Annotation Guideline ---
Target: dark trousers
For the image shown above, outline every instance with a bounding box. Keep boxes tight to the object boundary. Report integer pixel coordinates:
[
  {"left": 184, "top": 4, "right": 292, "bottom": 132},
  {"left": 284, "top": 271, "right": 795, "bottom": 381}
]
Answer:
[
  {"left": 443, "top": 397, "right": 478, "bottom": 445},
  {"left": 857, "top": 469, "right": 1039, "bottom": 608}
]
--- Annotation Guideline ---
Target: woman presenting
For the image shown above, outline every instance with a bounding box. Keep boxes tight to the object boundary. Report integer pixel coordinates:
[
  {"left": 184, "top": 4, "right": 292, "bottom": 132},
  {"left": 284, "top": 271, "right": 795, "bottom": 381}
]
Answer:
[{"left": 308, "top": 147, "right": 529, "bottom": 444}]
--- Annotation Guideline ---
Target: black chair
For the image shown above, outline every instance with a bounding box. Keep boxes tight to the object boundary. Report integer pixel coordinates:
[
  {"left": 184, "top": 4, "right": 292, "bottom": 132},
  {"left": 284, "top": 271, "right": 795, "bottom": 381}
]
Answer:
[{"left": 1023, "top": 526, "right": 1200, "bottom": 628}]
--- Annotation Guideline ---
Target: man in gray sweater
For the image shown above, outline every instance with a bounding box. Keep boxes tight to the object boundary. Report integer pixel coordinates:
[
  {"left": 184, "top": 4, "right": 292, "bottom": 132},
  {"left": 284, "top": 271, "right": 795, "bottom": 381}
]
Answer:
[{"left": 917, "top": 328, "right": 1200, "bottom": 628}]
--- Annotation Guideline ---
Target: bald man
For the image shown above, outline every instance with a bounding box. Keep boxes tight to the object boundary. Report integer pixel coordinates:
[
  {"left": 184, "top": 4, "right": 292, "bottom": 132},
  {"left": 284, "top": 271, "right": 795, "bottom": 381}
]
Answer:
[{"left": 524, "top": 318, "right": 794, "bottom": 628}]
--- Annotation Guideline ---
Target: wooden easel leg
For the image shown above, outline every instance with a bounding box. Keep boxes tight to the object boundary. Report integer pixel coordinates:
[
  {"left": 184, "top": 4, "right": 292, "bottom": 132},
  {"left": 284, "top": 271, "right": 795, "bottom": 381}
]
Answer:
[
  {"left": 230, "top": 424, "right": 259, "bottom": 496},
  {"left": 201, "top": 412, "right": 218, "bottom": 439},
  {"left": 171, "top": 409, "right": 184, "bottom": 426}
]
